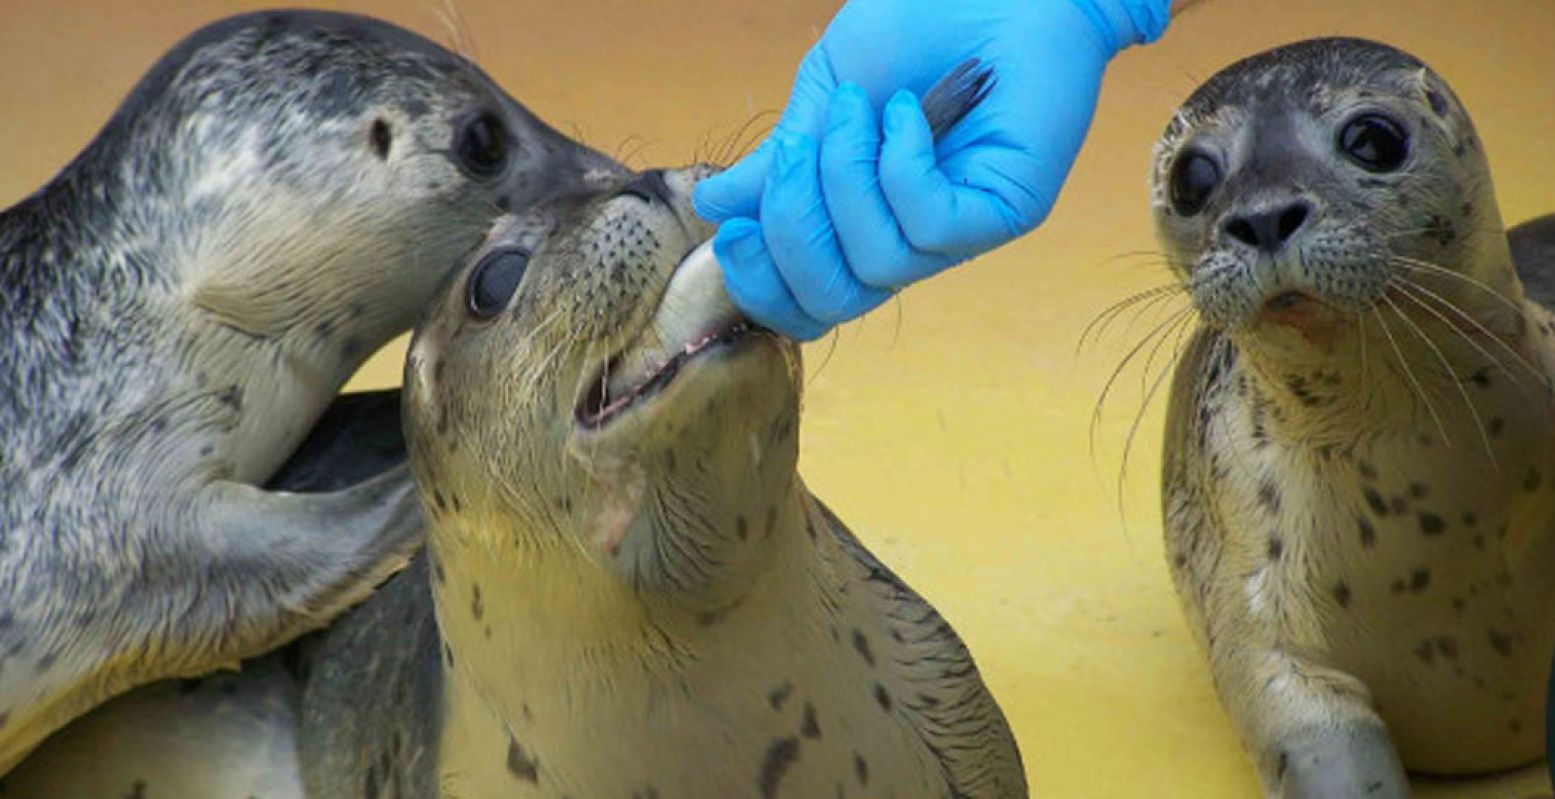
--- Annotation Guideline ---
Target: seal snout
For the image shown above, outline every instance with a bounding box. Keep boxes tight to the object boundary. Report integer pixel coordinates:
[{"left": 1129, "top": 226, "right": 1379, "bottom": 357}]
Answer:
[{"left": 1222, "top": 198, "right": 1314, "bottom": 256}]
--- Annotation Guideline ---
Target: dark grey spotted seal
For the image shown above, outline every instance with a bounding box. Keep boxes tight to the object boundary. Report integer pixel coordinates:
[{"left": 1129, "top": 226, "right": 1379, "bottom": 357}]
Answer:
[
  {"left": 3, "top": 64, "right": 1024, "bottom": 798},
  {"left": 0, "top": 9, "right": 614, "bottom": 773},
  {"left": 1154, "top": 38, "right": 1555, "bottom": 797}
]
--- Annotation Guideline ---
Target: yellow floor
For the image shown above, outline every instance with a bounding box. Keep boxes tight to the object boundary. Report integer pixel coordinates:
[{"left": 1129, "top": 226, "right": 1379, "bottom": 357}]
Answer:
[{"left": 3, "top": 0, "right": 1554, "bottom": 795}]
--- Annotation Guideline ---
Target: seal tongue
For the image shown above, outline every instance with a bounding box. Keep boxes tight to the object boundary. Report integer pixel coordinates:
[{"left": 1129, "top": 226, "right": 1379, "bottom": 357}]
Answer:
[{"left": 604, "top": 241, "right": 743, "bottom": 399}]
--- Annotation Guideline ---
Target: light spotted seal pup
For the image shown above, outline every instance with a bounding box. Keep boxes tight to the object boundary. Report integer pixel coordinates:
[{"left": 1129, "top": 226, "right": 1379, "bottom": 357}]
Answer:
[
  {"left": 1155, "top": 38, "right": 1555, "bottom": 796},
  {"left": 0, "top": 10, "right": 615, "bottom": 773},
  {"left": 380, "top": 163, "right": 1024, "bottom": 798},
  {"left": 3, "top": 66, "right": 1025, "bottom": 799}
]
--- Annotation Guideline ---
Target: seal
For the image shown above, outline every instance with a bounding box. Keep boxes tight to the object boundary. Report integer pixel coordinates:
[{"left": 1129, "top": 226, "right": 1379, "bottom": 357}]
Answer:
[
  {"left": 1153, "top": 38, "right": 1555, "bottom": 796},
  {"left": 0, "top": 9, "right": 614, "bottom": 772},
  {"left": 3, "top": 67, "right": 1026, "bottom": 799}
]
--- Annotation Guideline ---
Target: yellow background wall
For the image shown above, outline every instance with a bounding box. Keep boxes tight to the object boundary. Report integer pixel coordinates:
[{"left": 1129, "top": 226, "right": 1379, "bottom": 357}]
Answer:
[{"left": 3, "top": 1, "right": 1553, "bottom": 795}]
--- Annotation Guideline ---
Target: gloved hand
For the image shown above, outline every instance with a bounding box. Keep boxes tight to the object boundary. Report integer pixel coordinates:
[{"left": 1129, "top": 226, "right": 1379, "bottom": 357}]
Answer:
[{"left": 694, "top": 0, "right": 1171, "bottom": 340}]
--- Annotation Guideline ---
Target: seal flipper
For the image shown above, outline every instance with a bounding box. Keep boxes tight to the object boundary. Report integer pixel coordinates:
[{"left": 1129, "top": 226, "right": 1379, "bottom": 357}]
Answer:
[
  {"left": 185, "top": 453, "right": 422, "bottom": 669},
  {"left": 1, "top": 390, "right": 415, "bottom": 796}
]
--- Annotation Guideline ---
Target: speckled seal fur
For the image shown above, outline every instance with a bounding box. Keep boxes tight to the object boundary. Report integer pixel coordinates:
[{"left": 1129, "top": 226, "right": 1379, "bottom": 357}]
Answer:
[
  {"left": 3, "top": 168, "right": 1028, "bottom": 798},
  {"left": 0, "top": 10, "right": 614, "bottom": 773},
  {"left": 1155, "top": 38, "right": 1555, "bottom": 797}
]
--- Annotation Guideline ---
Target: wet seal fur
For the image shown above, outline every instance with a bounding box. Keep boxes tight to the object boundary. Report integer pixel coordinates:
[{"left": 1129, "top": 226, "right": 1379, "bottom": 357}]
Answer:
[
  {"left": 1155, "top": 38, "right": 1555, "bottom": 796},
  {"left": 0, "top": 10, "right": 613, "bottom": 773}
]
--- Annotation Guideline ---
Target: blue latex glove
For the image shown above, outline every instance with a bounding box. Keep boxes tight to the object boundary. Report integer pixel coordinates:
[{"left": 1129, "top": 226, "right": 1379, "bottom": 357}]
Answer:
[{"left": 694, "top": 0, "right": 1171, "bottom": 340}]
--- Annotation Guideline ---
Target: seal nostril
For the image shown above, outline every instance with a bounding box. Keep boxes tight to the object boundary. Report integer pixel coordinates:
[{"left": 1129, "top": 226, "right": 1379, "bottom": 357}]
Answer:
[
  {"left": 1224, "top": 201, "right": 1312, "bottom": 253},
  {"left": 1278, "top": 204, "right": 1309, "bottom": 242},
  {"left": 1226, "top": 218, "right": 1259, "bottom": 248}
]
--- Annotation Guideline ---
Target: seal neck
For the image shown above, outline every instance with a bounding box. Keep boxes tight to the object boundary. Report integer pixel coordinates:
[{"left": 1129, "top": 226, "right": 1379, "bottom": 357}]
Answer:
[{"left": 428, "top": 482, "right": 821, "bottom": 743}]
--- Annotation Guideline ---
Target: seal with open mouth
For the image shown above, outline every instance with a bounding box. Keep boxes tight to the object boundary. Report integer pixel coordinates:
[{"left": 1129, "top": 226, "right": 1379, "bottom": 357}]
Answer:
[
  {"left": 3, "top": 64, "right": 1024, "bottom": 797},
  {"left": 1155, "top": 37, "right": 1555, "bottom": 797},
  {"left": 0, "top": 10, "right": 614, "bottom": 773}
]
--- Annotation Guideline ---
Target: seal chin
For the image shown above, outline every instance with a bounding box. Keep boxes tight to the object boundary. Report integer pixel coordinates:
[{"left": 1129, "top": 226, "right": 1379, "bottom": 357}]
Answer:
[
  {"left": 1256, "top": 290, "right": 1342, "bottom": 333},
  {"left": 573, "top": 241, "right": 783, "bottom": 432}
]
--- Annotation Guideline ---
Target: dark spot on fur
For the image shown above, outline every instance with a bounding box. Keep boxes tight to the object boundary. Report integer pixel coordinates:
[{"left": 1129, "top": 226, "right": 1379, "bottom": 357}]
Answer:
[
  {"left": 1509, "top": 718, "right": 1524, "bottom": 733},
  {"left": 1363, "top": 488, "right": 1388, "bottom": 516},
  {"left": 1407, "top": 482, "right": 1429, "bottom": 499},
  {"left": 736, "top": 515, "right": 749, "bottom": 541},
  {"left": 1410, "top": 569, "right": 1431, "bottom": 592},
  {"left": 369, "top": 119, "right": 392, "bottom": 159},
  {"left": 443, "top": 644, "right": 455, "bottom": 668},
  {"left": 1333, "top": 582, "right": 1351, "bottom": 608},
  {"left": 1413, "top": 639, "right": 1435, "bottom": 664},
  {"left": 1488, "top": 417, "right": 1505, "bottom": 436},
  {"left": 1436, "top": 635, "right": 1459, "bottom": 660},
  {"left": 127, "top": 781, "right": 147, "bottom": 799},
  {"left": 507, "top": 736, "right": 539, "bottom": 783},
  {"left": 1258, "top": 481, "right": 1281, "bottom": 513},
  {"left": 1390, "top": 496, "right": 1409, "bottom": 514},
  {"left": 768, "top": 681, "right": 793, "bottom": 710},
  {"left": 1357, "top": 461, "right": 1378, "bottom": 481},
  {"left": 854, "top": 752, "right": 870, "bottom": 785},
  {"left": 217, "top": 384, "right": 243, "bottom": 412},
  {"left": 851, "top": 630, "right": 875, "bottom": 667},
  {"left": 1357, "top": 516, "right": 1377, "bottom": 548},
  {"left": 1425, "top": 88, "right": 1449, "bottom": 117},
  {"left": 758, "top": 738, "right": 800, "bottom": 798},
  {"left": 1461, "top": 511, "right": 1478, "bottom": 527},
  {"left": 1418, "top": 513, "right": 1446, "bottom": 536},
  {"left": 471, "top": 584, "right": 483, "bottom": 621},
  {"left": 873, "top": 683, "right": 892, "bottom": 712},
  {"left": 1523, "top": 468, "right": 1542, "bottom": 492},
  {"left": 1266, "top": 536, "right": 1283, "bottom": 562},
  {"left": 1487, "top": 627, "right": 1514, "bottom": 656},
  {"left": 801, "top": 703, "right": 821, "bottom": 738}
]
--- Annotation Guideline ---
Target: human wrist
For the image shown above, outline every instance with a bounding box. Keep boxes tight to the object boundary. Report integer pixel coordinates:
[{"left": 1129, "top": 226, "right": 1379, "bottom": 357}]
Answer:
[{"left": 1062, "top": 0, "right": 1171, "bottom": 54}]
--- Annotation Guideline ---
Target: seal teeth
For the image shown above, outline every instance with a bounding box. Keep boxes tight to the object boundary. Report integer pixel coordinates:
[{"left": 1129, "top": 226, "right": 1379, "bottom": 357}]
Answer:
[{"left": 577, "top": 320, "right": 757, "bottom": 429}]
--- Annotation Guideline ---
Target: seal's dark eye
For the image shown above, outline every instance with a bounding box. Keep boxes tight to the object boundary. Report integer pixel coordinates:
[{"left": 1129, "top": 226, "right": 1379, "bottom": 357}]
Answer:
[
  {"left": 466, "top": 249, "right": 529, "bottom": 318},
  {"left": 456, "top": 112, "right": 509, "bottom": 179},
  {"left": 1338, "top": 114, "right": 1409, "bottom": 173},
  {"left": 1169, "top": 150, "right": 1221, "bottom": 217}
]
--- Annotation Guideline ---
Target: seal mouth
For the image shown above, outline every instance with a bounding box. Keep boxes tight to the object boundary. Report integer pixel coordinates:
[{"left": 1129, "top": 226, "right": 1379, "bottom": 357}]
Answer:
[
  {"left": 576, "top": 320, "right": 761, "bottom": 429},
  {"left": 573, "top": 241, "right": 777, "bottom": 431}
]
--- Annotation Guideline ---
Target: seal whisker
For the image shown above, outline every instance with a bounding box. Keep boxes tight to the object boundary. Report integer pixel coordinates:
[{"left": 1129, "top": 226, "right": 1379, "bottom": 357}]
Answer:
[
  {"left": 1390, "top": 256, "right": 1529, "bottom": 322},
  {"left": 1383, "top": 289, "right": 1496, "bottom": 462},
  {"left": 1077, "top": 282, "right": 1185, "bottom": 355},
  {"left": 1116, "top": 309, "right": 1196, "bottom": 519},
  {"left": 1388, "top": 276, "right": 1546, "bottom": 395},
  {"left": 1374, "top": 303, "right": 1451, "bottom": 446},
  {"left": 1389, "top": 262, "right": 1550, "bottom": 390},
  {"left": 1090, "top": 303, "right": 1195, "bottom": 467}
]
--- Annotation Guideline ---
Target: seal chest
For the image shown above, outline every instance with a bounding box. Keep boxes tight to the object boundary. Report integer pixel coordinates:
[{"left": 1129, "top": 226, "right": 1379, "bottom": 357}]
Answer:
[
  {"left": 1154, "top": 37, "right": 1555, "bottom": 796},
  {"left": 0, "top": 10, "right": 614, "bottom": 772}
]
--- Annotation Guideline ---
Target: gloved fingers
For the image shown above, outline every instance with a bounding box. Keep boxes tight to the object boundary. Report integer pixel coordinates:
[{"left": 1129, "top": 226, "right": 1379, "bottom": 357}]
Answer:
[
  {"left": 819, "top": 82, "right": 953, "bottom": 289},
  {"left": 693, "top": 46, "right": 838, "bottom": 224},
  {"left": 694, "top": 140, "right": 772, "bottom": 223},
  {"left": 762, "top": 131, "right": 894, "bottom": 325},
  {"left": 712, "top": 217, "right": 830, "bottom": 341},
  {"left": 878, "top": 90, "right": 1045, "bottom": 267}
]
